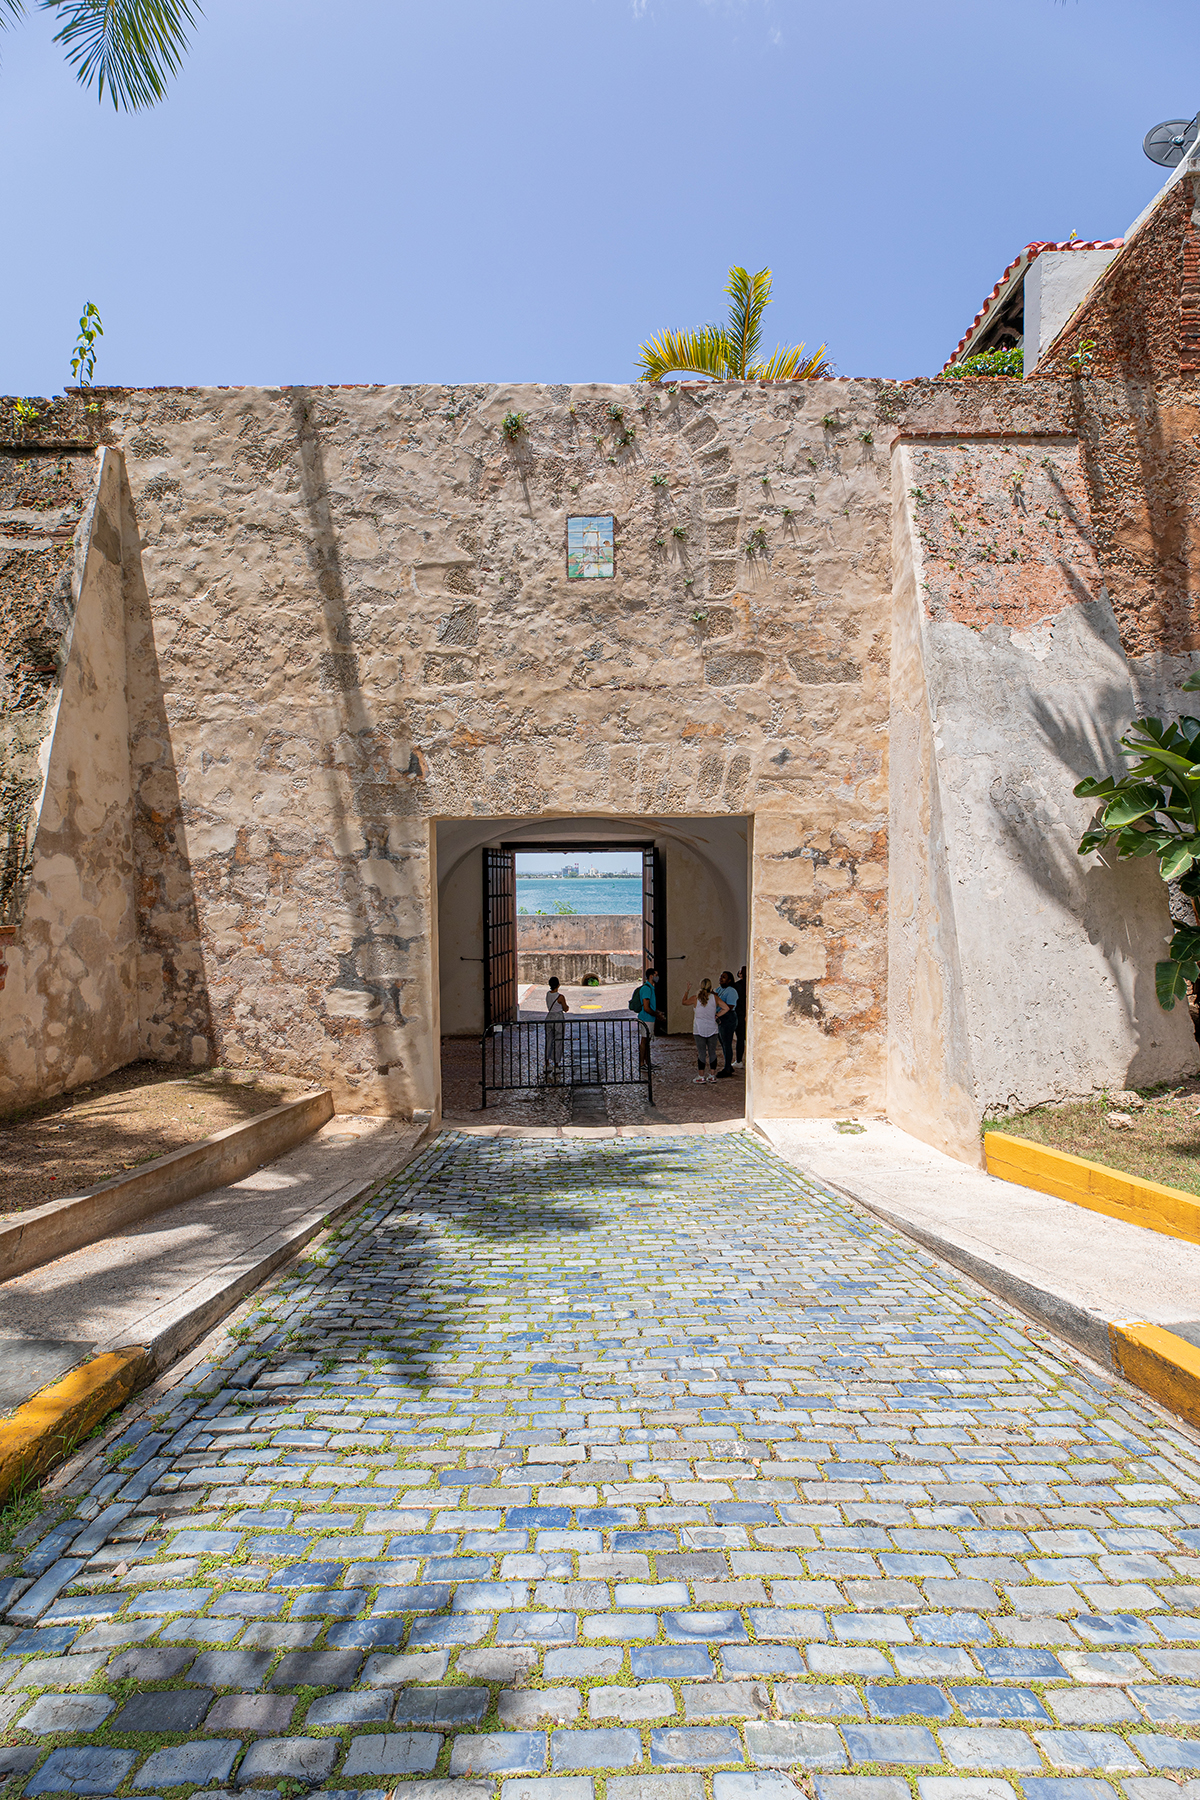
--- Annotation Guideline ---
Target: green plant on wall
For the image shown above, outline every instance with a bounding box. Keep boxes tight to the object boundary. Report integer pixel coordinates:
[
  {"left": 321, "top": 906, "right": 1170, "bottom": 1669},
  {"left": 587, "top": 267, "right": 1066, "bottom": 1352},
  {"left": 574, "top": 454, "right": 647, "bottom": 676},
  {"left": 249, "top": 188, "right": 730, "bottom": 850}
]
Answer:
[
  {"left": 70, "top": 302, "right": 103, "bottom": 386},
  {"left": 1074, "top": 672, "right": 1200, "bottom": 1008},
  {"left": 937, "top": 347, "right": 1024, "bottom": 379}
]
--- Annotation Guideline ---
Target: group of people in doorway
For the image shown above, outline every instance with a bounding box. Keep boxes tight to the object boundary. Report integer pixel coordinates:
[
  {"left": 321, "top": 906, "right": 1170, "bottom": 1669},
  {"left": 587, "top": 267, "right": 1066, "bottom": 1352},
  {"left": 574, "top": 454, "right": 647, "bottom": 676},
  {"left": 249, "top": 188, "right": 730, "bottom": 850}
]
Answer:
[
  {"left": 681, "top": 968, "right": 745, "bottom": 1082},
  {"left": 543, "top": 966, "right": 745, "bottom": 1083}
]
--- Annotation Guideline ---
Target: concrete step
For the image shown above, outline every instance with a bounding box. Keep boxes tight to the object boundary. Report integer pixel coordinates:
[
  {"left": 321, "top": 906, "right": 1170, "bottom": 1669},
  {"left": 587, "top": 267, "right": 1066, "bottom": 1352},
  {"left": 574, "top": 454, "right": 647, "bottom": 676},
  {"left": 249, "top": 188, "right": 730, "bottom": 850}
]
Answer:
[{"left": 0, "top": 1116, "right": 427, "bottom": 1429}]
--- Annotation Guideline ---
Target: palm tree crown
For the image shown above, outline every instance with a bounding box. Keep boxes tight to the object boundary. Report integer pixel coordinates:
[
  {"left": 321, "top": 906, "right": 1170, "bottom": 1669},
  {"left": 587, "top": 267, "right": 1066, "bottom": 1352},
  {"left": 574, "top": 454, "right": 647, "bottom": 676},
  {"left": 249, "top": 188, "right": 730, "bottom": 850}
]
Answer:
[
  {"left": 1, "top": 0, "right": 199, "bottom": 111},
  {"left": 636, "top": 266, "right": 830, "bottom": 384}
]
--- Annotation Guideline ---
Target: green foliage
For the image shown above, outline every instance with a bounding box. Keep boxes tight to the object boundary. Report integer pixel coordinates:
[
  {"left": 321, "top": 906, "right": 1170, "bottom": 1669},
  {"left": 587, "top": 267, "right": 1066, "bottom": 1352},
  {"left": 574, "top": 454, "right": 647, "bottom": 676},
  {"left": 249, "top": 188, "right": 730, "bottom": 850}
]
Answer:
[
  {"left": 744, "top": 526, "right": 768, "bottom": 556},
  {"left": 501, "top": 411, "right": 527, "bottom": 441},
  {"left": 650, "top": 473, "right": 667, "bottom": 487},
  {"left": 12, "top": 397, "right": 42, "bottom": 424},
  {"left": 938, "top": 346, "right": 1024, "bottom": 379},
  {"left": 1, "top": 1, "right": 199, "bottom": 111},
  {"left": 636, "top": 265, "right": 830, "bottom": 383},
  {"left": 0, "top": 1482, "right": 43, "bottom": 1553},
  {"left": 671, "top": 524, "right": 687, "bottom": 540},
  {"left": 1068, "top": 338, "right": 1097, "bottom": 377},
  {"left": 552, "top": 901, "right": 575, "bottom": 915},
  {"left": 70, "top": 301, "right": 103, "bottom": 385},
  {"left": 1074, "top": 672, "right": 1200, "bottom": 1009}
]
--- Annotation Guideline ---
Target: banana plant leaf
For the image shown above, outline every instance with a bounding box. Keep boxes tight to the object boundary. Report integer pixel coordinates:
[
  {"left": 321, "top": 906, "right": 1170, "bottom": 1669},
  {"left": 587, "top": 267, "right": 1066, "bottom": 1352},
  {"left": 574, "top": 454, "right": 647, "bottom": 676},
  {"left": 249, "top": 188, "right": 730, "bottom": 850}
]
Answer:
[
  {"left": 1075, "top": 681, "right": 1200, "bottom": 1013},
  {"left": 1101, "top": 783, "right": 1166, "bottom": 828}
]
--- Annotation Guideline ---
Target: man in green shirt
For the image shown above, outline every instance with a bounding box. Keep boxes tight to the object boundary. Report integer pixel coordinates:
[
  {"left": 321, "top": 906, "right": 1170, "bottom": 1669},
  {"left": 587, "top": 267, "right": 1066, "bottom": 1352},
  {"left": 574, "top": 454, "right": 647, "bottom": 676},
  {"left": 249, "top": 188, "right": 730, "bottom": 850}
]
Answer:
[{"left": 632, "top": 966, "right": 659, "bottom": 1069}]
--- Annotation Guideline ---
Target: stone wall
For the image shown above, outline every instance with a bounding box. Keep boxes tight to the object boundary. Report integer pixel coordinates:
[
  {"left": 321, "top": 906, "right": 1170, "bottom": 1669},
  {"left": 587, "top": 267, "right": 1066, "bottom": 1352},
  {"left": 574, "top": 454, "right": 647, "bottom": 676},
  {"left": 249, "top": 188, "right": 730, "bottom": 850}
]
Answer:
[
  {"left": 0, "top": 449, "right": 142, "bottom": 1104},
  {"left": 888, "top": 383, "right": 1200, "bottom": 1157},
  {"left": 518, "top": 952, "right": 642, "bottom": 988},
  {"left": 81, "top": 379, "right": 892, "bottom": 1118},
  {"left": 516, "top": 914, "right": 642, "bottom": 953},
  {"left": 2, "top": 324, "right": 1198, "bottom": 1148}
]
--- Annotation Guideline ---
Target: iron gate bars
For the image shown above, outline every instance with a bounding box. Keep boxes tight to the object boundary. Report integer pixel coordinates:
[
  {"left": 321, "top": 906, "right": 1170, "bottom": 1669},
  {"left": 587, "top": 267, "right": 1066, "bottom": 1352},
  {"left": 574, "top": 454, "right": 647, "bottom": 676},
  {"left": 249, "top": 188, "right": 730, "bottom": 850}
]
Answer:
[
  {"left": 483, "top": 847, "right": 517, "bottom": 1030},
  {"left": 481, "top": 1016, "right": 652, "bottom": 1108}
]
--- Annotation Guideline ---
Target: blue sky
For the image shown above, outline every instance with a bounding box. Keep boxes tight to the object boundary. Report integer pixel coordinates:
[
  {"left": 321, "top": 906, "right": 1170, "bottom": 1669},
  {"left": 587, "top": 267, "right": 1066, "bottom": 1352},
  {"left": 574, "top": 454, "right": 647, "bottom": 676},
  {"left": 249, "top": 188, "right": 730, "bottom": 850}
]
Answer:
[{"left": 2, "top": 0, "right": 1196, "bottom": 395}]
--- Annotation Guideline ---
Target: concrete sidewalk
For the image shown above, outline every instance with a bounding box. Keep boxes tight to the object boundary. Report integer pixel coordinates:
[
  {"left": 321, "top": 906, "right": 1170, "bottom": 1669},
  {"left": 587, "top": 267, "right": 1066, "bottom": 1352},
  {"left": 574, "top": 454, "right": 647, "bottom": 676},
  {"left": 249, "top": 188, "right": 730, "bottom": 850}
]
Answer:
[
  {"left": 757, "top": 1117, "right": 1200, "bottom": 1370},
  {"left": 0, "top": 1115, "right": 424, "bottom": 1417}
]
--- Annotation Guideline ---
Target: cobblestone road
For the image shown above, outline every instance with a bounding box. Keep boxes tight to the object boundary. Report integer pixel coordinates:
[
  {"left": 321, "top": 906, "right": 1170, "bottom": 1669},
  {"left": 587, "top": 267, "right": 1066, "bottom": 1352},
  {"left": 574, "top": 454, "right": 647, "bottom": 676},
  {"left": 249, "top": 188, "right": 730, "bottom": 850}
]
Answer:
[{"left": 3, "top": 1130, "right": 1200, "bottom": 1800}]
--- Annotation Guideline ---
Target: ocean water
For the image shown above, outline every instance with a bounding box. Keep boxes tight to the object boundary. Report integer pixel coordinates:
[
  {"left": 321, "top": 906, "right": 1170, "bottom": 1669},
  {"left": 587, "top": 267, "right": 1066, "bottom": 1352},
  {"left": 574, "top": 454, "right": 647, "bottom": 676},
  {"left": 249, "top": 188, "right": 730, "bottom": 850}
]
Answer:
[{"left": 516, "top": 876, "right": 642, "bottom": 916}]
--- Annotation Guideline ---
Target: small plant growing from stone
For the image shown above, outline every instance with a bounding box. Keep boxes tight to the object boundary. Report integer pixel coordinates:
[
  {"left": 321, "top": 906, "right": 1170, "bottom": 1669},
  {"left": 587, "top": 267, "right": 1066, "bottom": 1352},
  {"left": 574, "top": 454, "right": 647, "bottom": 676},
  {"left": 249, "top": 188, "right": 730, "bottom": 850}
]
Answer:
[
  {"left": 821, "top": 413, "right": 840, "bottom": 430},
  {"left": 671, "top": 524, "right": 687, "bottom": 539},
  {"left": 70, "top": 301, "right": 103, "bottom": 386},
  {"left": 744, "top": 526, "right": 768, "bottom": 555},
  {"left": 501, "top": 411, "right": 528, "bottom": 440},
  {"left": 608, "top": 402, "right": 625, "bottom": 422},
  {"left": 12, "top": 398, "right": 42, "bottom": 425},
  {"left": 858, "top": 429, "right": 873, "bottom": 444},
  {"left": 691, "top": 609, "right": 707, "bottom": 623},
  {"left": 651, "top": 473, "right": 667, "bottom": 487},
  {"left": 1068, "top": 338, "right": 1096, "bottom": 378},
  {"left": 781, "top": 506, "right": 795, "bottom": 518}
]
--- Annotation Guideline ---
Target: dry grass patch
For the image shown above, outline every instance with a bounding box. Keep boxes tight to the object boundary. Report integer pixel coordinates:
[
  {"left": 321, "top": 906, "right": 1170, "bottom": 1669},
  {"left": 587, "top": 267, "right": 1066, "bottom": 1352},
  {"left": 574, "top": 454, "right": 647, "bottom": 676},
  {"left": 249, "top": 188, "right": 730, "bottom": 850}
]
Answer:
[
  {"left": 0, "top": 1061, "right": 317, "bottom": 1216},
  {"left": 985, "top": 1074, "right": 1200, "bottom": 1197}
]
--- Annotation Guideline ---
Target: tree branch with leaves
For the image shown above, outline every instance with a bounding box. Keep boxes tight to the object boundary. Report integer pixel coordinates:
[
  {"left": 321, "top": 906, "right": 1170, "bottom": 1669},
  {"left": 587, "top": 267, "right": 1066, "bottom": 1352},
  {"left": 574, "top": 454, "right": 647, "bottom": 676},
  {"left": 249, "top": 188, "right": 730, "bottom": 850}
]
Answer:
[
  {"left": 1, "top": 0, "right": 199, "bottom": 111},
  {"left": 1074, "top": 671, "right": 1200, "bottom": 1009},
  {"left": 636, "top": 266, "right": 829, "bottom": 384}
]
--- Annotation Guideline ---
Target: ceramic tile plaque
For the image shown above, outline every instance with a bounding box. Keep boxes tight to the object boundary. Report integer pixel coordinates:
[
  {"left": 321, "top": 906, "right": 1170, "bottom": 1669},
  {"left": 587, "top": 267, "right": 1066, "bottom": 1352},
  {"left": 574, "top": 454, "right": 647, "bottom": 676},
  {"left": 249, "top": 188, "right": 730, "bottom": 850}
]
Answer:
[{"left": 567, "top": 514, "right": 614, "bottom": 579}]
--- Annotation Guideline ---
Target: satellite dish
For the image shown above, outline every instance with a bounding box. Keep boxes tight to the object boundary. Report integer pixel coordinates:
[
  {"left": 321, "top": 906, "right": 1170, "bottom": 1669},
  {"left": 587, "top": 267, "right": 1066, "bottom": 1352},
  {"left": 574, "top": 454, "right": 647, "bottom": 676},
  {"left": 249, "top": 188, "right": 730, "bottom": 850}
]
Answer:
[{"left": 1143, "top": 114, "right": 1199, "bottom": 167}]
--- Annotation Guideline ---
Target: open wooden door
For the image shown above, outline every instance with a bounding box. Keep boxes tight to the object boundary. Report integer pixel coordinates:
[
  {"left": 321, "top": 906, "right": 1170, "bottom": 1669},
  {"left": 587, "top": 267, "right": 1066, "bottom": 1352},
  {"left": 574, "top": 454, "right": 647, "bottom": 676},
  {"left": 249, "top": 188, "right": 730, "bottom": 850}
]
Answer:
[
  {"left": 642, "top": 844, "right": 665, "bottom": 1027},
  {"left": 482, "top": 848, "right": 517, "bottom": 1031}
]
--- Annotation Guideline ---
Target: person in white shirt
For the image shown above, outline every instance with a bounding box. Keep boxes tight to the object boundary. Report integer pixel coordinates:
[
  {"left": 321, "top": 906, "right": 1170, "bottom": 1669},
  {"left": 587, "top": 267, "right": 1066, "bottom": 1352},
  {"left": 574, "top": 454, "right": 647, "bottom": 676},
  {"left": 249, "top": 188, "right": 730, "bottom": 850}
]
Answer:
[
  {"left": 715, "top": 970, "right": 739, "bottom": 1078},
  {"left": 544, "top": 976, "right": 568, "bottom": 1075},
  {"left": 681, "top": 978, "right": 730, "bottom": 1083}
]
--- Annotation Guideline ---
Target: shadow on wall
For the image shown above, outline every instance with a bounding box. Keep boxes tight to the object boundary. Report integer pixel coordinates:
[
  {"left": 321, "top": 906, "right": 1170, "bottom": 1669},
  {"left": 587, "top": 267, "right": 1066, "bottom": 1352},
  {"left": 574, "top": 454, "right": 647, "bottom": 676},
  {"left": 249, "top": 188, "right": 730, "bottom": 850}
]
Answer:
[
  {"left": 287, "top": 391, "right": 425, "bottom": 1106},
  {"left": 122, "top": 464, "right": 214, "bottom": 1066},
  {"left": 1001, "top": 653, "right": 1187, "bottom": 1091}
]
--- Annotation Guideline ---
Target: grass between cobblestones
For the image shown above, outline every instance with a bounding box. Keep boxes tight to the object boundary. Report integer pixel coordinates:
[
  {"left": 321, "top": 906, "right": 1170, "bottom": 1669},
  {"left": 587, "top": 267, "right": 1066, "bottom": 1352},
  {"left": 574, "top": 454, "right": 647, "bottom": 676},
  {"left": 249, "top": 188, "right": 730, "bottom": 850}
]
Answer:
[{"left": 1, "top": 1129, "right": 1199, "bottom": 1800}]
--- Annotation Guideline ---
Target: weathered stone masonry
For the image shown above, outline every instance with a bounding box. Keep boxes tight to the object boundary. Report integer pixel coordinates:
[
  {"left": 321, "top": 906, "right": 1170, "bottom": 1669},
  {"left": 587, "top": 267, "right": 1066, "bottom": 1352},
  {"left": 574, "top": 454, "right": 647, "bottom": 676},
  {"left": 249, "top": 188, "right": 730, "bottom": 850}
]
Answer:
[{"left": 4, "top": 169, "right": 1200, "bottom": 1159}]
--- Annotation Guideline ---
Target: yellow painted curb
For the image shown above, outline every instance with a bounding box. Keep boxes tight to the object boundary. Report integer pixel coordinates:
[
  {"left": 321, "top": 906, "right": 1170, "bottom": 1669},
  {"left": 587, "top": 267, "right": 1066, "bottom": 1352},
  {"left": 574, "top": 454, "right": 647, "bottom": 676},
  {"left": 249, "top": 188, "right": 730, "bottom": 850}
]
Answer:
[
  {"left": 0, "top": 1348, "right": 149, "bottom": 1504},
  {"left": 1110, "top": 1321, "right": 1200, "bottom": 1431},
  {"left": 984, "top": 1129, "right": 1200, "bottom": 1248}
]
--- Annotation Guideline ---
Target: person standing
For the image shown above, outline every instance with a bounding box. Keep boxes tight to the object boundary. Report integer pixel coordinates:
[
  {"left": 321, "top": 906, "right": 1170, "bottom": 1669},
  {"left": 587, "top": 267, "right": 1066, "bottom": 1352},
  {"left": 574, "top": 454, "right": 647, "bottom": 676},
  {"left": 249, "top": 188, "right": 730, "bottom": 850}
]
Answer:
[
  {"left": 630, "top": 965, "right": 658, "bottom": 1068},
  {"left": 681, "top": 978, "right": 728, "bottom": 1083},
  {"left": 544, "top": 976, "right": 568, "bottom": 1077},
  {"left": 733, "top": 965, "right": 747, "bottom": 1068},
  {"left": 715, "top": 970, "right": 739, "bottom": 1078}
]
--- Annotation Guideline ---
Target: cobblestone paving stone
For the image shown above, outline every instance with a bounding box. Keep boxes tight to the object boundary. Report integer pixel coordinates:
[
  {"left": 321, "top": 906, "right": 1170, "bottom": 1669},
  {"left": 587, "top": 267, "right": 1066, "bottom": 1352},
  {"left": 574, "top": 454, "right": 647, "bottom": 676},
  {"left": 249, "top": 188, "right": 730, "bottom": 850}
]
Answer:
[{"left": 3, "top": 1129, "right": 1200, "bottom": 1800}]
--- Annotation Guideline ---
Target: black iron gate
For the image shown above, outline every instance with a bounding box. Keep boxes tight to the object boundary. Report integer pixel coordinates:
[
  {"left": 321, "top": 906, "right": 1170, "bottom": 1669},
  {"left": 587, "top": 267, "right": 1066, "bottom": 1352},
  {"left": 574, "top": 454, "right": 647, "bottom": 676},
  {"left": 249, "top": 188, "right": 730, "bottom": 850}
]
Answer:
[
  {"left": 482, "top": 1016, "right": 651, "bottom": 1108},
  {"left": 643, "top": 843, "right": 665, "bottom": 1024},
  {"left": 482, "top": 847, "right": 517, "bottom": 1032}
]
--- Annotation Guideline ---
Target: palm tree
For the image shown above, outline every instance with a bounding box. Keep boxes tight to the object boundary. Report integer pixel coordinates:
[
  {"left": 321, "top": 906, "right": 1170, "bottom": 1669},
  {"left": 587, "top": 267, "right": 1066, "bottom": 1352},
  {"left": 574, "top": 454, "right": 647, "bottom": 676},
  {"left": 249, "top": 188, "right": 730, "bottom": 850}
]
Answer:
[
  {"left": 636, "top": 265, "right": 830, "bottom": 384},
  {"left": 1, "top": 0, "right": 199, "bottom": 111}
]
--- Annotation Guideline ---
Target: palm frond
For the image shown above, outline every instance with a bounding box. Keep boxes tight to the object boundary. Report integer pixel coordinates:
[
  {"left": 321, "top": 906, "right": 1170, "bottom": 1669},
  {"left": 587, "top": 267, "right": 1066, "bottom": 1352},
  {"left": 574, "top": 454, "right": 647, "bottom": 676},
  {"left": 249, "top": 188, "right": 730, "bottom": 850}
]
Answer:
[
  {"left": 1, "top": 1, "right": 27, "bottom": 25},
  {"left": 724, "top": 266, "right": 771, "bottom": 379},
  {"left": 635, "top": 325, "right": 731, "bottom": 384},
  {"left": 42, "top": 0, "right": 199, "bottom": 110},
  {"left": 749, "top": 342, "right": 832, "bottom": 381}
]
